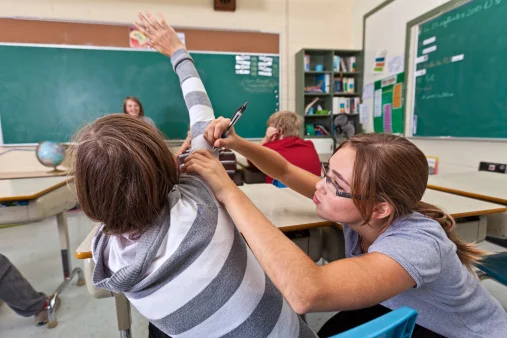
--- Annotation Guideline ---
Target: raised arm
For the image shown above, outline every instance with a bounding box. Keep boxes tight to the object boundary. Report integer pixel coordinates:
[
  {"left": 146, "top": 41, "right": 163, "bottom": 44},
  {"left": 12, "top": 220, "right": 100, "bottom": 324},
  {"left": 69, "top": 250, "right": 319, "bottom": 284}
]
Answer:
[
  {"left": 135, "top": 12, "right": 215, "bottom": 153},
  {"left": 205, "top": 118, "right": 320, "bottom": 198}
]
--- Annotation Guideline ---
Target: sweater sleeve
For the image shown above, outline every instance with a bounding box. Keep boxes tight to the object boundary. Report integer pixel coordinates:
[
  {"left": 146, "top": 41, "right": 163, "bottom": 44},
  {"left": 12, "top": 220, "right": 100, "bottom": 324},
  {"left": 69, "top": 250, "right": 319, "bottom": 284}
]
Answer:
[{"left": 170, "top": 49, "right": 215, "bottom": 153}]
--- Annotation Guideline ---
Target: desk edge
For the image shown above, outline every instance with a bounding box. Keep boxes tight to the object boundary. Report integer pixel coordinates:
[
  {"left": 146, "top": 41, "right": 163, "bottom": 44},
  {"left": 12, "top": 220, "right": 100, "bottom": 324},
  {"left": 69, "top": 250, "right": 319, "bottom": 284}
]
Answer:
[
  {"left": 0, "top": 177, "right": 73, "bottom": 203},
  {"left": 427, "top": 185, "right": 507, "bottom": 205}
]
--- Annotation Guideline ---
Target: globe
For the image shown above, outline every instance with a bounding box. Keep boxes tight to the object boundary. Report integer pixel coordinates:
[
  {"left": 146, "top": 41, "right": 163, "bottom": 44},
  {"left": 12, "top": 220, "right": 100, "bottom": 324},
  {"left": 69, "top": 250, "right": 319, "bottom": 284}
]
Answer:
[{"left": 36, "top": 141, "right": 66, "bottom": 170}]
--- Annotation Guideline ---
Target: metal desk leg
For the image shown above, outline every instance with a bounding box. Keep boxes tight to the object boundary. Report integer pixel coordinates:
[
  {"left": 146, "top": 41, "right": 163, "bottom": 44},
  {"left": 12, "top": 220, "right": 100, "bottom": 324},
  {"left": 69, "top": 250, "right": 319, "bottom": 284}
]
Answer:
[
  {"left": 48, "top": 212, "right": 85, "bottom": 329},
  {"left": 115, "top": 294, "right": 132, "bottom": 338}
]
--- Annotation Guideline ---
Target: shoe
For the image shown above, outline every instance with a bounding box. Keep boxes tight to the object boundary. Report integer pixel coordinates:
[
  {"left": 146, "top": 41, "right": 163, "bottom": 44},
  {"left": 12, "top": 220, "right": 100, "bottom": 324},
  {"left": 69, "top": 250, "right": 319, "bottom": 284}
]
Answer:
[{"left": 34, "top": 296, "right": 61, "bottom": 326}]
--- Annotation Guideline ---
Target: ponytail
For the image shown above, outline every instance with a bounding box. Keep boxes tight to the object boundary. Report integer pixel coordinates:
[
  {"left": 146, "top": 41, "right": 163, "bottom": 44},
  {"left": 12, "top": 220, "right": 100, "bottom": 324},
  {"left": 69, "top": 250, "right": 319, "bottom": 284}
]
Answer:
[{"left": 414, "top": 201, "right": 487, "bottom": 273}]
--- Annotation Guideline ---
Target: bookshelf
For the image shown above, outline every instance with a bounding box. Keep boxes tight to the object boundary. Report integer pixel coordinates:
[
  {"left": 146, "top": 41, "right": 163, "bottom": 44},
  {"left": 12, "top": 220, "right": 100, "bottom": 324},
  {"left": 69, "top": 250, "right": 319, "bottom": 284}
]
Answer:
[{"left": 295, "top": 48, "right": 363, "bottom": 145}]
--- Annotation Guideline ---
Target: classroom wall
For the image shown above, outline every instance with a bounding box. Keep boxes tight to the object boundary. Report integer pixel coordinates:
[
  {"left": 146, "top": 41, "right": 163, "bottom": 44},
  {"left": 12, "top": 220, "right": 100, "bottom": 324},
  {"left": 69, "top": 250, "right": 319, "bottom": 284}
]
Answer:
[
  {"left": 1, "top": 0, "right": 355, "bottom": 166},
  {"left": 358, "top": 0, "right": 507, "bottom": 175},
  {"left": 0, "top": 0, "right": 354, "bottom": 115}
]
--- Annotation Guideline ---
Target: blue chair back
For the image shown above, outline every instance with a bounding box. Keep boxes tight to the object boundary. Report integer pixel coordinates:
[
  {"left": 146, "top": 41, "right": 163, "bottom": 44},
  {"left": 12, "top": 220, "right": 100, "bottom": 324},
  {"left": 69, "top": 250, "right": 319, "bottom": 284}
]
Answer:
[
  {"left": 476, "top": 252, "right": 507, "bottom": 286},
  {"left": 272, "top": 179, "right": 287, "bottom": 188},
  {"left": 329, "top": 307, "right": 418, "bottom": 338}
]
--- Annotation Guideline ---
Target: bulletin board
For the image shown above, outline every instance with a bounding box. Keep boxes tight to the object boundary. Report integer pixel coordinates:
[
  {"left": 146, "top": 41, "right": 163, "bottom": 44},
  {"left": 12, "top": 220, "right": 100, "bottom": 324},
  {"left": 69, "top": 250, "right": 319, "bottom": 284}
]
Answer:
[{"left": 373, "top": 72, "right": 404, "bottom": 134}]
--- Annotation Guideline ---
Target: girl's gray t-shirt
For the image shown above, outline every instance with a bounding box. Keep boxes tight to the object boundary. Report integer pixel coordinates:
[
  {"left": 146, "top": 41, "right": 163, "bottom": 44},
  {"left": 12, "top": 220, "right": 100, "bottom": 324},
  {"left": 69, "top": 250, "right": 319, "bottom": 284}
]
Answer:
[{"left": 344, "top": 212, "right": 507, "bottom": 338}]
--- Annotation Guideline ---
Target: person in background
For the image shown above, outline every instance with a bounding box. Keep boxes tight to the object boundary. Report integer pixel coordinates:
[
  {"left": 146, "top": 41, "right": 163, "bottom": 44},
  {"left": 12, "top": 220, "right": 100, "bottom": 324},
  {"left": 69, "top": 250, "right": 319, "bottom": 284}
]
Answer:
[
  {"left": 123, "top": 96, "right": 156, "bottom": 128},
  {"left": 0, "top": 254, "right": 60, "bottom": 326},
  {"left": 255, "top": 111, "right": 321, "bottom": 184}
]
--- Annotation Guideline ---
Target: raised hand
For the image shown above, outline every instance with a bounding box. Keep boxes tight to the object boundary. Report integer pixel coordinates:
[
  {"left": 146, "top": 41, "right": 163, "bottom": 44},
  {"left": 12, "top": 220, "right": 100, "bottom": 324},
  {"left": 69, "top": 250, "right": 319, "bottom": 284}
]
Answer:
[{"left": 134, "top": 12, "right": 185, "bottom": 57}]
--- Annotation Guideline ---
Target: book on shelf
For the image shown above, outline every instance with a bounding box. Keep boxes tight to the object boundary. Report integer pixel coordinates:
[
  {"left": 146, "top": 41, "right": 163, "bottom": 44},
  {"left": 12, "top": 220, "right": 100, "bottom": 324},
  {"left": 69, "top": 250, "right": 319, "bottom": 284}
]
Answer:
[
  {"left": 334, "top": 77, "right": 355, "bottom": 93},
  {"left": 333, "top": 97, "right": 360, "bottom": 115},
  {"left": 315, "top": 74, "right": 330, "bottom": 93},
  {"left": 304, "top": 54, "right": 310, "bottom": 71},
  {"left": 335, "top": 56, "right": 357, "bottom": 73},
  {"left": 305, "top": 124, "right": 331, "bottom": 136}
]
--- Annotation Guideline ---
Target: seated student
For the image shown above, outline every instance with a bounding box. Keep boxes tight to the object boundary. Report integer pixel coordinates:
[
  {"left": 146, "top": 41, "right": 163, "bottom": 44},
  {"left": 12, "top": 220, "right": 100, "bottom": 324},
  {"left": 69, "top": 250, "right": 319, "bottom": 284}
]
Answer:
[
  {"left": 254, "top": 111, "right": 321, "bottom": 184},
  {"left": 0, "top": 254, "right": 60, "bottom": 326},
  {"left": 70, "top": 13, "right": 315, "bottom": 338}
]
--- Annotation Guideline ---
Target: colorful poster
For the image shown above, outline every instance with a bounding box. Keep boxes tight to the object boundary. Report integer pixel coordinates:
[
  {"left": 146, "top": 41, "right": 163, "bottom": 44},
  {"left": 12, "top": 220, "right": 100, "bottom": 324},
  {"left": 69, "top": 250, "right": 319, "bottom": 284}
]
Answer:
[
  {"left": 129, "top": 27, "right": 150, "bottom": 48},
  {"left": 373, "top": 72, "right": 404, "bottom": 134},
  {"left": 373, "top": 50, "right": 387, "bottom": 73},
  {"left": 383, "top": 104, "right": 392, "bottom": 133},
  {"left": 393, "top": 83, "right": 402, "bottom": 109},
  {"left": 129, "top": 28, "right": 185, "bottom": 48}
]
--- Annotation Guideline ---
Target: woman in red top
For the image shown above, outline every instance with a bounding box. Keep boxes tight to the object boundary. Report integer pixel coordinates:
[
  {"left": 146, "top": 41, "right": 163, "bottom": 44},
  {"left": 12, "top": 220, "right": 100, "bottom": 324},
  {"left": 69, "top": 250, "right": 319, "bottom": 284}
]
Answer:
[{"left": 255, "top": 111, "right": 321, "bottom": 184}]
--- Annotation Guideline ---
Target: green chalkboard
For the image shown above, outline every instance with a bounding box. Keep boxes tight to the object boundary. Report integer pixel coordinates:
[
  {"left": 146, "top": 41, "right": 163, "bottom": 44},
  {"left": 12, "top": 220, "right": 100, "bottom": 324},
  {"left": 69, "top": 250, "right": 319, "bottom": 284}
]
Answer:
[
  {"left": 413, "top": 0, "right": 507, "bottom": 138},
  {"left": 0, "top": 45, "right": 279, "bottom": 144}
]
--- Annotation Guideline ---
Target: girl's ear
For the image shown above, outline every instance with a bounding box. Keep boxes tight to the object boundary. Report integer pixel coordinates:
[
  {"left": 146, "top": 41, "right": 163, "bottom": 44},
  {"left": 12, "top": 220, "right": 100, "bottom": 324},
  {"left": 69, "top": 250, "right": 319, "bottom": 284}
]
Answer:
[{"left": 371, "top": 202, "right": 392, "bottom": 220}]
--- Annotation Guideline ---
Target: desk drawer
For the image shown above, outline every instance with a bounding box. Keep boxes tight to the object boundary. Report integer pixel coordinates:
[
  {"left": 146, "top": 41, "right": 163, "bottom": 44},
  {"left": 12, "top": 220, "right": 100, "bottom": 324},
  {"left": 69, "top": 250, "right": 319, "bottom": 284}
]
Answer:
[{"left": 455, "top": 215, "right": 487, "bottom": 243}]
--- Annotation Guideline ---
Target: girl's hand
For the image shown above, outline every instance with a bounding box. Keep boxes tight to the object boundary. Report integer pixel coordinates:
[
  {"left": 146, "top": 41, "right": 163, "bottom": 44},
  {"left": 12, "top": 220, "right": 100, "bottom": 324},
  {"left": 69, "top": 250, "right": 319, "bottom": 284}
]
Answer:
[
  {"left": 204, "top": 117, "right": 242, "bottom": 150},
  {"left": 175, "top": 131, "right": 191, "bottom": 157},
  {"left": 183, "top": 149, "right": 239, "bottom": 203},
  {"left": 134, "top": 12, "right": 185, "bottom": 57}
]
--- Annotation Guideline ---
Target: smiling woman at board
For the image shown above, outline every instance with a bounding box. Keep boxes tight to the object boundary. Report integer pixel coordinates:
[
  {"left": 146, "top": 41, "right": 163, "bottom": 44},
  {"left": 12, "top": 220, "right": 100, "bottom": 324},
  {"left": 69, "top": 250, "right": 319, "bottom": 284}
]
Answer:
[{"left": 122, "top": 96, "right": 156, "bottom": 128}]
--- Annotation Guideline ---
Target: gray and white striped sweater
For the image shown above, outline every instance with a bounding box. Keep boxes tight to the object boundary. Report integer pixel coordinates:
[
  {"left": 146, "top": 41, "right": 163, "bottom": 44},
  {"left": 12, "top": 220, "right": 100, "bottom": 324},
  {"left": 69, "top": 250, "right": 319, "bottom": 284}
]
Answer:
[{"left": 92, "top": 49, "right": 316, "bottom": 338}]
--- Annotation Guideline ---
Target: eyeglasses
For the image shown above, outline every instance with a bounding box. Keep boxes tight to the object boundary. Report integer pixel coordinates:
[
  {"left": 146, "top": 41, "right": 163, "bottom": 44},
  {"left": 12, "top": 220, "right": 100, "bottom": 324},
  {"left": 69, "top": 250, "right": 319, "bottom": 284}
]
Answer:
[{"left": 321, "top": 162, "right": 361, "bottom": 199}]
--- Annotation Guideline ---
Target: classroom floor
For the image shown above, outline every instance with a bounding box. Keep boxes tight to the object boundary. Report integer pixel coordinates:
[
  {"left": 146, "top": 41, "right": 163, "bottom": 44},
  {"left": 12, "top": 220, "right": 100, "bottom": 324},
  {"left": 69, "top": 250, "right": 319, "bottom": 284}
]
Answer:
[{"left": 0, "top": 212, "right": 506, "bottom": 338}]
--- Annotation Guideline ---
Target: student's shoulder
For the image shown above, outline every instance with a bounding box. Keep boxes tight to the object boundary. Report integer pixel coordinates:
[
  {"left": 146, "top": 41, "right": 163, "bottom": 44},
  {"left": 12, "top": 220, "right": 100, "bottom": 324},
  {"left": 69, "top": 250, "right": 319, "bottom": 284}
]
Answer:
[
  {"left": 177, "top": 174, "right": 221, "bottom": 206},
  {"left": 371, "top": 213, "right": 447, "bottom": 286},
  {"left": 383, "top": 212, "right": 448, "bottom": 244}
]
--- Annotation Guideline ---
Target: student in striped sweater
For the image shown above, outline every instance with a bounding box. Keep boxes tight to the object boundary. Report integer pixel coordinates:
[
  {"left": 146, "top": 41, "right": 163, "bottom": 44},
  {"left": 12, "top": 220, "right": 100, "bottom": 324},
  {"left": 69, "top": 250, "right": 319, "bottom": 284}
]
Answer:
[{"left": 70, "top": 12, "right": 316, "bottom": 338}]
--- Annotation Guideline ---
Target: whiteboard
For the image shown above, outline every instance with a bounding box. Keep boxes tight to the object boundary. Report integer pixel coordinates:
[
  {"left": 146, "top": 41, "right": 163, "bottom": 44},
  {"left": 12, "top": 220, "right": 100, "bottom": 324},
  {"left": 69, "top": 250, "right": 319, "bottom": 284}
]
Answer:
[{"left": 362, "top": 0, "right": 450, "bottom": 133}]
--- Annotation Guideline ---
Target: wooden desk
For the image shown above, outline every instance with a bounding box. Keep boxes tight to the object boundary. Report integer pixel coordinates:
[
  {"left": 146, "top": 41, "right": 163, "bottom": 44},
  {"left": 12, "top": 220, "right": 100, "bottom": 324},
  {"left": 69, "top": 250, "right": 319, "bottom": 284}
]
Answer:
[
  {"left": 428, "top": 172, "right": 507, "bottom": 239},
  {"left": 0, "top": 176, "right": 84, "bottom": 328},
  {"left": 238, "top": 184, "right": 333, "bottom": 231},
  {"left": 0, "top": 147, "right": 68, "bottom": 179},
  {"left": 422, "top": 189, "right": 507, "bottom": 243},
  {"left": 422, "top": 189, "right": 507, "bottom": 218},
  {"left": 428, "top": 172, "right": 507, "bottom": 205}
]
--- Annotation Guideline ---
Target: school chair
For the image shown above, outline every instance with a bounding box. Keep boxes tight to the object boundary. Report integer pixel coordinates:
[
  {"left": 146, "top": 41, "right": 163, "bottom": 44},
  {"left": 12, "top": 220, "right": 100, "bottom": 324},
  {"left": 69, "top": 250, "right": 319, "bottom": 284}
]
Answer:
[
  {"left": 272, "top": 179, "right": 287, "bottom": 188},
  {"left": 328, "top": 306, "right": 418, "bottom": 338},
  {"left": 476, "top": 252, "right": 507, "bottom": 287},
  {"left": 83, "top": 258, "right": 132, "bottom": 338}
]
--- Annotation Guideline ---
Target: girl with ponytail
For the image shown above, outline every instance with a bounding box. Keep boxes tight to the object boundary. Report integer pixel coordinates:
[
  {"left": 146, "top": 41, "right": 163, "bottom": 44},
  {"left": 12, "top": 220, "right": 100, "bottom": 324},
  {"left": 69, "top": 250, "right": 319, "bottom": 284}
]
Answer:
[{"left": 184, "top": 129, "right": 507, "bottom": 338}]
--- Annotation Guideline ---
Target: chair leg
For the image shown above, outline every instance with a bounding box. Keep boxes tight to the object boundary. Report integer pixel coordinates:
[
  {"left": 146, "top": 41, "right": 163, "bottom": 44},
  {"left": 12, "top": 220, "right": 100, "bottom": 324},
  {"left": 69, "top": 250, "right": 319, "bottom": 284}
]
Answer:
[
  {"left": 48, "top": 212, "right": 85, "bottom": 328},
  {"left": 477, "top": 270, "right": 491, "bottom": 281},
  {"left": 115, "top": 294, "right": 132, "bottom": 338},
  {"left": 48, "top": 267, "right": 85, "bottom": 328}
]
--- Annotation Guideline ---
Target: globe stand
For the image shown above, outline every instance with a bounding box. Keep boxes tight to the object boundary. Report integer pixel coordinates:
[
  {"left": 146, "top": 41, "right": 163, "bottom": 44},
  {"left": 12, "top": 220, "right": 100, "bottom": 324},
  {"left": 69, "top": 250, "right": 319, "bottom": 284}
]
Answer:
[{"left": 51, "top": 166, "right": 65, "bottom": 173}]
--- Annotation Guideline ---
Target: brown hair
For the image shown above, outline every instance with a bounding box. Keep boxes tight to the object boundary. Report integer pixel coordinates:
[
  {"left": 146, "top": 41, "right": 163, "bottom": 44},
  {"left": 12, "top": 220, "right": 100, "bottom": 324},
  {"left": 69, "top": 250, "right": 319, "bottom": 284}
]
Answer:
[
  {"left": 123, "top": 96, "right": 145, "bottom": 117},
  {"left": 69, "top": 114, "right": 178, "bottom": 236},
  {"left": 267, "top": 111, "right": 302, "bottom": 137},
  {"left": 338, "top": 133, "right": 485, "bottom": 271}
]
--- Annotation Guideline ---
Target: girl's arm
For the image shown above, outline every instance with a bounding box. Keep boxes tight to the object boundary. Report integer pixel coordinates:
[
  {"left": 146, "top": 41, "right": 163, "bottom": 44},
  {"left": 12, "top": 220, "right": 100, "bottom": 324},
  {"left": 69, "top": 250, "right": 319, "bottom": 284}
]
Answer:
[
  {"left": 205, "top": 118, "right": 320, "bottom": 198},
  {"left": 135, "top": 12, "right": 215, "bottom": 154},
  {"left": 183, "top": 150, "right": 416, "bottom": 314}
]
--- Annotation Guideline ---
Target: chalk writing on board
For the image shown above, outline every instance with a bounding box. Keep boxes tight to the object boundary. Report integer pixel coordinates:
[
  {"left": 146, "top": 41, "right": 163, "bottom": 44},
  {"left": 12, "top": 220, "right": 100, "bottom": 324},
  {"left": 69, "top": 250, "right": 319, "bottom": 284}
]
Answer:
[
  {"left": 423, "top": 0, "right": 503, "bottom": 33},
  {"left": 421, "top": 92, "right": 455, "bottom": 100},
  {"left": 241, "top": 77, "right": 278, "bottom": 93}
]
